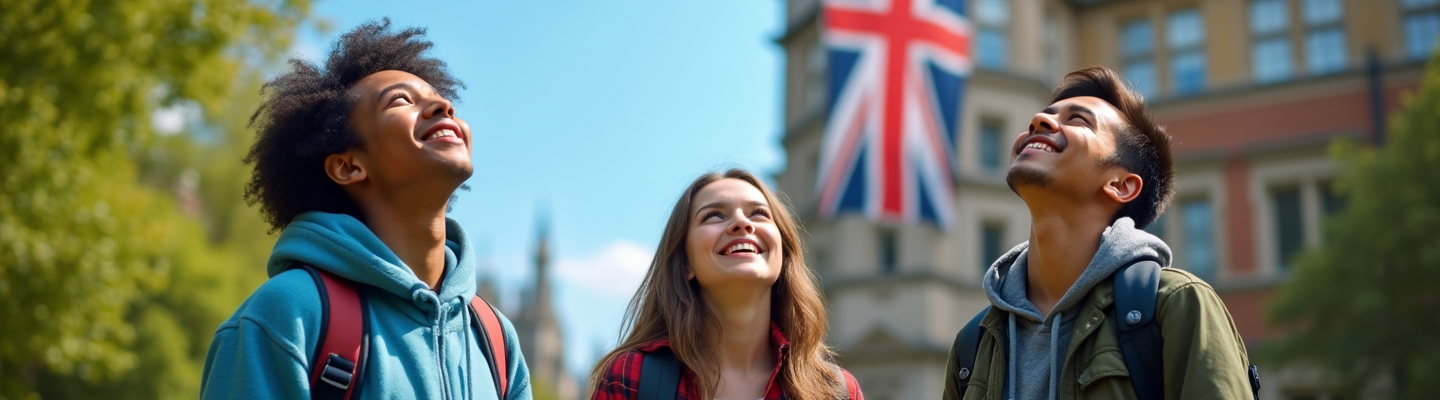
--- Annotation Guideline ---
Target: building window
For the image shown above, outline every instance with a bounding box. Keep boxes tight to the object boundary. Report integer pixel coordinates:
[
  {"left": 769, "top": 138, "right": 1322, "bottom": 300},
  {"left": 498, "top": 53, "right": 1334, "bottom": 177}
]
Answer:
[
  {"left": 1403, "top": 0, "right": 1440, "bottom": 60},
  {"left": 880, "top": 228, "right": 898, "bottom": 275},
  {"left": 981, "top": 223, "right": 1005, "bottom": 272},
  {"left": 979, "top": 119, "right": 1004, "bottom": 171},
  {"left": 975, "top": 0, "right": 1009, "bottom": 69},
  {"left": 1272, "top": 187, "right": 1305, "bottom": 271},
  {"left": 1251, "top": 0, "right": 1292, "bottom": 83},
  {"left": 1180, "top": 199, "right": 1217, "bottom": 280},
  {"left": 1168, "top": 8, "right": 1207, "bottom": 95},
  {"left": 1120, "top": 18, "right": 1157, "bottom": 98},
  {"left": 805, "top": 42, "right": 827, "bottom": 113},
  {"left": 1302, "top": 0, "right": 1347, "bottom": 75}
]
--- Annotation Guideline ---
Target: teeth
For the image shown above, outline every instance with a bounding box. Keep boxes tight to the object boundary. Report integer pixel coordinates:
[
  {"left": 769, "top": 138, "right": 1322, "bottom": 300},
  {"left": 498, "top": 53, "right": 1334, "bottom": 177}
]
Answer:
[
  {"left": 424, "top": 129, "right": 456, "bottom": 140},
  {"left": 725, "top": 242, "right": 759, "bottom": 255},
  {"left": 1025, "top": 142, "right": 1056, "bottom": 152}
]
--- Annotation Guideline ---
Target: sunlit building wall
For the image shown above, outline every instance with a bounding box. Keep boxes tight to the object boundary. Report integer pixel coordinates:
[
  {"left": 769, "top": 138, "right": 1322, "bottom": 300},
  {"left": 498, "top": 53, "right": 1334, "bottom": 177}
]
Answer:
[{"left": 773, "top": 1, "right": 1431, "bottom": 399}]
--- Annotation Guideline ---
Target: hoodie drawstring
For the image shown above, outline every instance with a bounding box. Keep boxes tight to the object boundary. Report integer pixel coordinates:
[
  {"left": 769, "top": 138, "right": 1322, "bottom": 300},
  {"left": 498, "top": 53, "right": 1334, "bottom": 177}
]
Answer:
[
  {"left": 463, "top": 309, "right": 474, "bottom": 400},
  {"left": 1049, "top": 313, "right": 1062, "bottom": 400},
  {"left": 1006, "top": 312, "right": 1066, "bottom": 400},
  {"left": 1007, "top": 314, "right": 1017, "bottom": 400},
  {"left": 414, "top": 291, "right": 454, "bottom": 400}
]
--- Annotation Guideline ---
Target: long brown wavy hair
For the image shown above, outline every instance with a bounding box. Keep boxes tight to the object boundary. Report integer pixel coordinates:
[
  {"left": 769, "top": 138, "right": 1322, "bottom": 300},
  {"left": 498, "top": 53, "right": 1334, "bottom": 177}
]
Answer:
[{"left": 587, "top": 168, "right": 842, "bottom": 400}]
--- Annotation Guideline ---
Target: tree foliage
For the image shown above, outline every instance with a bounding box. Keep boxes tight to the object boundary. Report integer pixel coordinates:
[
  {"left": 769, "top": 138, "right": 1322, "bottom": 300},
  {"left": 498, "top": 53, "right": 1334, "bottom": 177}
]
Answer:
[
  {"left": 0, "top": 0, "right": 311, "bottom": 398},
  {"left": 1265, "top": 50, "right": 1440, "bottom": 399}
]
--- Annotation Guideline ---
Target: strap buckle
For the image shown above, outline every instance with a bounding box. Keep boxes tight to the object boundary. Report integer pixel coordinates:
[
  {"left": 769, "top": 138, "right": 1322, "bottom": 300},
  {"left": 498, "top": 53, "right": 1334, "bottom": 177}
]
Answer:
[{"left": 320, "top": 353, "right": 356, "bottom": 390}]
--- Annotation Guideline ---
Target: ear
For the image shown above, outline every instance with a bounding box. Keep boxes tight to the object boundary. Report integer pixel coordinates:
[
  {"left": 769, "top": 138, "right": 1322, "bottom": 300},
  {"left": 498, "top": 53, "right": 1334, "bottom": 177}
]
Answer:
[
  {"left": 685, "top": 268, "right": 696, "bottom": 281},
  {"left": 1103, "top": 171, "right": 1143, "bottom": 204},
  {"left": 324, "top": 151, "right": 368, "bottom": 187}
]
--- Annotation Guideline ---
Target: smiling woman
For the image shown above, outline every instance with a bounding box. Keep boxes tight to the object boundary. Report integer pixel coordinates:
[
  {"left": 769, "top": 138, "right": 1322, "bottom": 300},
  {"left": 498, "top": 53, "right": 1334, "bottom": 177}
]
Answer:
[{"left": 588, "top": 169, "right": 864, "bottom": 400}]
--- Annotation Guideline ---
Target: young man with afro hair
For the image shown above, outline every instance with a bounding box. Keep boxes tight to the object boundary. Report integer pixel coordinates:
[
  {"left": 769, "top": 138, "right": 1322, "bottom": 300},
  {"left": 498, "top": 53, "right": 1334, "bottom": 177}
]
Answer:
[
  {"left": 942, "top": 67, "right": 1255, "bottom": 400},
  {"left": 201, "top": 19, "right": 533, "bottom": 400}
]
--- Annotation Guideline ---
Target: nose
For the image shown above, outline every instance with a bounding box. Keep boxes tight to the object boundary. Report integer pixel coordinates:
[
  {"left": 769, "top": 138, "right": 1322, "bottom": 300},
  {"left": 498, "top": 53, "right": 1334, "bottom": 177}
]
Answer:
[
  {"left": 728, "top": 214, "right": 755, "bottom": 234},
  {"left": 424, "top": 97, "right": 456, "bottom": 120},
  {"left": 1029, "top": 112, "right": 1059, "bottom": 134}
]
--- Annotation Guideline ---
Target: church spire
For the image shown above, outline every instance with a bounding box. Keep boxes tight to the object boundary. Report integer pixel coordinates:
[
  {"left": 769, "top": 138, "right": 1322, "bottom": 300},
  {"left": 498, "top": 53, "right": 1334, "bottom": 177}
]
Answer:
[{"left": 532, "top": 207, "right": 551, "bottom": 316}]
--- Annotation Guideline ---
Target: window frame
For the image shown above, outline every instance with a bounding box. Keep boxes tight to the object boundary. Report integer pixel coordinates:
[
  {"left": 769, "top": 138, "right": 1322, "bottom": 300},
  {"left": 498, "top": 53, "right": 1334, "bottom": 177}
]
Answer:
[
  {"left": 1160, "top": 166, "right": 1228, "bottom": 281},
  {"left": 1250, "top": 0, "right": 1294, "bottom": 83},
  {"left": 1402, "top": 0, "right": 1440, "bottom": 60},
  {"left": 1119, "top": 17, "right": 1158, "bottom": 98},
  {"left": 978, "top": 117, "right": 1005, "bottom": 172},
  {"left": 974, "top": 0, "right": 1010, "bottom": 69},
  {"left": 1249, "top": 154, "right": 1341, "bottom": 277},
  {"left": 1301, "top": 0, "right": 1348, "bottom": 75},
  {"left": 879, "top": 227, "right": 899, "bottom": 275},
  {"left": 1167, "top": 7, "right": 1208, "bottom": 95},
  {"left": 980, "top": 221, "right": 1005, "bottom": 274}
]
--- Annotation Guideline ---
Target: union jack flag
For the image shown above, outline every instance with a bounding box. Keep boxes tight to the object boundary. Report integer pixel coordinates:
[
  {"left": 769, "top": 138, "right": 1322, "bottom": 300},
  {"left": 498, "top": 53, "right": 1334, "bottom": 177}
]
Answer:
[{"left": 817, "top": 0, "right": 971, "bottom": 227}]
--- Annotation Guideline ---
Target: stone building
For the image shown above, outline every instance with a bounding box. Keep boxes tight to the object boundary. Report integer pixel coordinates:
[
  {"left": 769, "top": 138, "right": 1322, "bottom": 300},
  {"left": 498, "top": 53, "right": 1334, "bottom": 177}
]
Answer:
[
  {"left": 772, "top": 0, "right": 1433, "bottom": 399},
  {"left": 501, "top": 218, "right": 579, "bottom": 400}
]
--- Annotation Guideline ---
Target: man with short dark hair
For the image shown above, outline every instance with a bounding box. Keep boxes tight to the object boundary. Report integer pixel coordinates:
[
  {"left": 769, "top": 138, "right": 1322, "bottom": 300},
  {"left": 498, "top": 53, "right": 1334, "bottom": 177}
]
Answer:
[
  {"left": 942, "top": 67, "right": 1253, "bottom": 400},
  {"left": 200, "top": 20, "right": 532, "bottom": 399}
]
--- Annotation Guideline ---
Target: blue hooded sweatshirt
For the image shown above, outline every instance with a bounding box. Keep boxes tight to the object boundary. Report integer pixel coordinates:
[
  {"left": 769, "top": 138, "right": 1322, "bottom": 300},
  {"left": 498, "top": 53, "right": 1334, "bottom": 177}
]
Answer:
[{"left": 200, "top": 212, "right": 532, "bottom": 400}]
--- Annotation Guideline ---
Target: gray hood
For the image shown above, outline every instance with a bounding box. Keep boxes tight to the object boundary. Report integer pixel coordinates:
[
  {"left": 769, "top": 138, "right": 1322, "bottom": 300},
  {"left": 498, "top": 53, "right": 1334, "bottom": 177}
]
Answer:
[{"left": 981, "top": 217, "right": 1171, "bottom": 399}]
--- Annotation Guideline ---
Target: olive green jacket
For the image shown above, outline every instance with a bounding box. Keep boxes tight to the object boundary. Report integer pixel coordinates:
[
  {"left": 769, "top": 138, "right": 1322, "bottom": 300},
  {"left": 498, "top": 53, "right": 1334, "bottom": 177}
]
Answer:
[{"left": 941, "top": 269, "right": 1253, "bottom": 400}]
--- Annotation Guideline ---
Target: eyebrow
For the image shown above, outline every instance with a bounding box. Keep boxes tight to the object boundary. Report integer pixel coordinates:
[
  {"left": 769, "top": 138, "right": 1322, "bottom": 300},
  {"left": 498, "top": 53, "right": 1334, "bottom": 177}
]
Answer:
[
  {"left": 376, "top": 82, "right": 434, "bottom": 105},
  {"left": 694, "top": 200, "right": 770, "bottom": 216},
  {"left": 1042, "top": 104, "right": 1097, "bottom": 122}
]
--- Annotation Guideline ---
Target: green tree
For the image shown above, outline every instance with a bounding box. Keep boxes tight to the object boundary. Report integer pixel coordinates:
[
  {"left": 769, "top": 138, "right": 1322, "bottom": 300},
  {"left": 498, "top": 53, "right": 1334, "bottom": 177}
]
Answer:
[
  {"left": 34, "top": 73, "right": 286, "bottom": 400},
  {"left": 0, "top": 1, "right": 310, "bottom": 398},
  {"left": 1265, "top": 51, "right": 1440, "bottom": 399}
]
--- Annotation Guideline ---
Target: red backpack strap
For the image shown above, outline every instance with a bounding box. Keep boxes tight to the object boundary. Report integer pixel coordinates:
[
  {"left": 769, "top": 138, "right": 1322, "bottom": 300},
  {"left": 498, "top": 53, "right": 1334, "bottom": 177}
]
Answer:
[
  {"left": 469, "top": 296, "right": 509, "bottom": 400},
  {"left": 297, "top": 265, "right": 369, "bottom": 400}
]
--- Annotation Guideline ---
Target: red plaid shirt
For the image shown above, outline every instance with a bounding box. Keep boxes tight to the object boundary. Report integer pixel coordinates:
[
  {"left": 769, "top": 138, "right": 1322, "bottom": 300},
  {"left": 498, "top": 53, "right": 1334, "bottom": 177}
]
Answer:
[{"left": 591, "top": 323, "right": 864, "bottom": 400}]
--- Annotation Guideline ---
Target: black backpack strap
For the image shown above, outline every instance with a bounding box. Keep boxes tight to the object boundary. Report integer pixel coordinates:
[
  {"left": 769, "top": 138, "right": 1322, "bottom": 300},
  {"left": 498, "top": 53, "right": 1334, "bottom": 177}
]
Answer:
[
  {"left": 1112, "top": 260, "right": 1163, "bottom": 400},
  {"left": 638, "top": 347, "right": 681, "bottom": 400},
  {"left": 951, "top": 306, "right": 990, "bottom": 398},
  {"left": 1249, "top": 365, "right": 1262, "bottom": 400},
  {"left": 294, "top": 264, "right": 371, "bottom": 400}
]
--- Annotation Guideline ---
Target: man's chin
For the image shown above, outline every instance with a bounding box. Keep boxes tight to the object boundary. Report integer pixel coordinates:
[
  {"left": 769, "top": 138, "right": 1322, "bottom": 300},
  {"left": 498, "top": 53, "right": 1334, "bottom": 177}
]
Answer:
[
  {"left": 1006, "top": 165, "right": 1053, "bottom": 194},
  {"left": 435, "top": 155, "right": 474, "bottom": 180}
]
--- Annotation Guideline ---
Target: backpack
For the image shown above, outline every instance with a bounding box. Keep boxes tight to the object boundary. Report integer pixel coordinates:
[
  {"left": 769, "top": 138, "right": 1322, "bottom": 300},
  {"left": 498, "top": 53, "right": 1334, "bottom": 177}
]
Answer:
[
  {"left": 950, "top": 260, "right": 1262, "bottom": 400},
  {"left": 294, "top": 264, "right": 511, "bottom": 400},
  {"left": 635, "top": 348, "right": 852, "bottom": 400}
]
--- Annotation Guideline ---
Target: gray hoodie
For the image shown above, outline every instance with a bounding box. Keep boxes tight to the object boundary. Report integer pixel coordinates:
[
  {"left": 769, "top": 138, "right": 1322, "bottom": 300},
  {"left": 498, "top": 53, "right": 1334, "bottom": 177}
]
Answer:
[{"left": 981, "top": 217, "right": 1171, "bottom": 400}]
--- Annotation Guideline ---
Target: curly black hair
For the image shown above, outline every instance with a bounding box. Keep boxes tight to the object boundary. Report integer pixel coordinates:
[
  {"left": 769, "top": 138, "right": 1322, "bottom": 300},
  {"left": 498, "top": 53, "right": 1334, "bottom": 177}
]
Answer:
[{"left": 243, "top": 18, "right": 464, "bottom": 232}]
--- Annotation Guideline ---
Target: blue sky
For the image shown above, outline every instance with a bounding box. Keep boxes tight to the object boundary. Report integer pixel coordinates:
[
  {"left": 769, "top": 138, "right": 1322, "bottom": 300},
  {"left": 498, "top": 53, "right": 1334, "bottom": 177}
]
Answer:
[{"left": 296, "top": 1, "right": 787, "bottom": 380}]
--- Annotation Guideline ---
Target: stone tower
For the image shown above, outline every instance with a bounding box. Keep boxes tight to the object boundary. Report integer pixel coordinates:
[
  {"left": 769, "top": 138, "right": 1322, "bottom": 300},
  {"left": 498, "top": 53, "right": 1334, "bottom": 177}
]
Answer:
[{"left": 514, "top": 215, "right": 577, "bottom": 400}]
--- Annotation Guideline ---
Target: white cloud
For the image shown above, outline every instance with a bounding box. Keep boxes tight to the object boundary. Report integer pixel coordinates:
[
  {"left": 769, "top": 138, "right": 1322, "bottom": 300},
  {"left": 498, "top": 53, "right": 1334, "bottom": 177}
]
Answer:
[{"left": 553, "top": 240, "right": 653, "bottom": 298}]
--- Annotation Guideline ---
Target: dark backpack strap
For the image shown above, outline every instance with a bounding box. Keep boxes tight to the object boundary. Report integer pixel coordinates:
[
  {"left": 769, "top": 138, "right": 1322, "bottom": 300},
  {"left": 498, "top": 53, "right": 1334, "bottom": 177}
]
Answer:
[
  {"left": 1249, "top": 365, "right": 1262, "bottom": 400},
  {"left": 1112, "top": 260, "right": 1164, "bottom": 400},
  {"left": 469, "top": 296, "right": 509, "bottom": 400},
  {"left": 638, "top": 347, "right": 681, "bottom": 400},
  {"left": 297, "top": 265, "right": 369, "bottom": 400},
  {"left": 952, "top": 306, "right": 990, "bottom": 399}
]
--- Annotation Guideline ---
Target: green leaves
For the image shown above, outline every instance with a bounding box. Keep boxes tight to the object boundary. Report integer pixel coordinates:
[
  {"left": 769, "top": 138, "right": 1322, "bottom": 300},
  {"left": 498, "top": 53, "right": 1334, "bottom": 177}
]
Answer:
[
  {"left": 0, "top": 0, "right": 310, "bottom": 398},
  {"left": 1265, "top": 50, "right": 1440, "bottom": 399}
]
